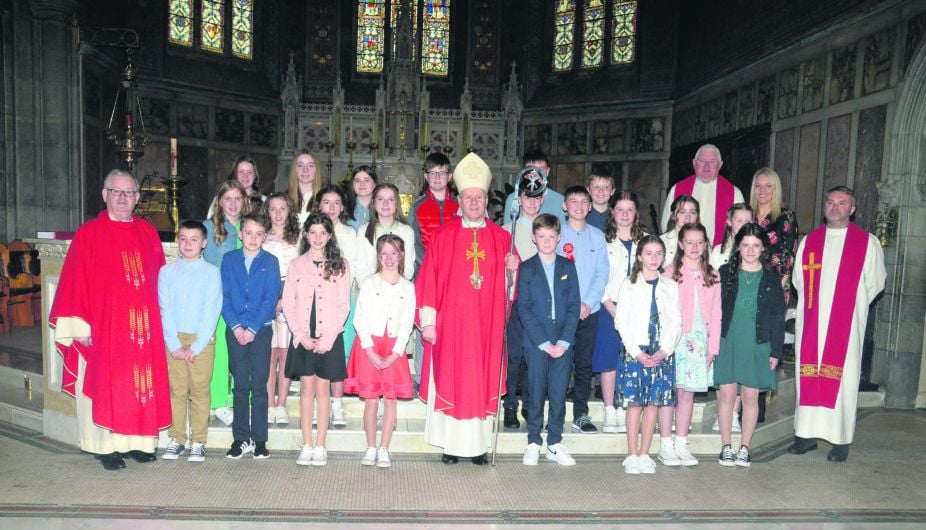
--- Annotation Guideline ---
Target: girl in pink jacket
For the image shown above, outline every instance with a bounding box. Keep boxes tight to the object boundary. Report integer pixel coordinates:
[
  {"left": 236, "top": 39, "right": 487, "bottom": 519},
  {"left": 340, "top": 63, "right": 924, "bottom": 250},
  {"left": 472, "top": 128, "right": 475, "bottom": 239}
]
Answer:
[{"left": 282, "top": 213, "right": 351, "bottom": 467}]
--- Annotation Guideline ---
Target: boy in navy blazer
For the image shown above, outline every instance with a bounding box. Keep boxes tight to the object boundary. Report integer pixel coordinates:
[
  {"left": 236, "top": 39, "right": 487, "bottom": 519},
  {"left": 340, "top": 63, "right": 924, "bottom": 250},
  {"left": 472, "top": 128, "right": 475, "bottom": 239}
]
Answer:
[{"left": 516, "top": 214, "right": 581, "bottom": 466}]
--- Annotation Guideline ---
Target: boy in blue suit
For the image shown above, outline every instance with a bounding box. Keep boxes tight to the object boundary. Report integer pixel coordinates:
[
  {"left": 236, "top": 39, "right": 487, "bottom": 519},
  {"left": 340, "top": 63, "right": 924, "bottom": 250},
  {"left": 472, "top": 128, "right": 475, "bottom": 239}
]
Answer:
[{"left": 516, "top": 214, "right": 581, "bottom": 466}]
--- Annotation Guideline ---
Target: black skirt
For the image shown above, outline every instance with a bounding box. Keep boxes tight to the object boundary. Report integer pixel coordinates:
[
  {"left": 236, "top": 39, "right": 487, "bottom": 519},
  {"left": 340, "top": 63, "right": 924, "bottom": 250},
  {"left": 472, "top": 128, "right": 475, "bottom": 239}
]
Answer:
[{"left": 284, "top": 334, "right": 347, "bottom": 382}]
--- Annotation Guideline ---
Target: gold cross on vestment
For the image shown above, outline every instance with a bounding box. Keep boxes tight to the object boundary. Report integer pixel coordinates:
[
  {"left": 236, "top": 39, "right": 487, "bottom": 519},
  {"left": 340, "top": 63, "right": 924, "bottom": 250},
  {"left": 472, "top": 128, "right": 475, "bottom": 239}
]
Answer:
[
  {"left": 803, "top": 251, "right": 822, "bottom": 309},
  {"left": 466, "top": 229, "right": 485, "bottom": 289}
]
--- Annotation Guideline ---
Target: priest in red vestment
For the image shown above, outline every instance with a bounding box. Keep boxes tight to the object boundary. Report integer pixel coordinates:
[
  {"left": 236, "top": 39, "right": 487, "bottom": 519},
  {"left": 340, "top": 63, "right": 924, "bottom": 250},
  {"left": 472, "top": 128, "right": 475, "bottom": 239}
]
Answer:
[
  {"left": 416, "top": 152, "right": 516, "bottom": 464},
  {"left": 49, "top": 170, "right": 171, "bottom": 470},
  {"left": 660, "top": 144, "right": 744, "bottom": 246}
]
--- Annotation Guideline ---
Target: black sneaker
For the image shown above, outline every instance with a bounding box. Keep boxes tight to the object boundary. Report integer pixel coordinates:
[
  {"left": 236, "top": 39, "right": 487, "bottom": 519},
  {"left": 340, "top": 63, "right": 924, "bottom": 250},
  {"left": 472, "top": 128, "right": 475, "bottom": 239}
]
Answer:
[
  {"left": 734, "top": 445, "right": 751, "bottom": 467},
  {"left": 503, "top": 408, "right": 520, "bottom": 429},
  {"left": 226, "top": 439, "right": 255, "bottom": 459},
  {"left": 253, "top": 442, "right": 270, "bottom": 459},
  {"left": 571, "top": 415, "right": 598, "bottom": 433},
  {"left": 718, "top": 444, "right": 736, "bottom": 467}
]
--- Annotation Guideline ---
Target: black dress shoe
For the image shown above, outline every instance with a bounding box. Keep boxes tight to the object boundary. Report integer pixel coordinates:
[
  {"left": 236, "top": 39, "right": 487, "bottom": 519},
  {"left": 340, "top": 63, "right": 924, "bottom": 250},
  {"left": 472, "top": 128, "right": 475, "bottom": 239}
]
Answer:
[
  {"left": 827, "top": 444, "right": 850, "bottom": 462},
  {"left": 786, "top": 436, "right": 818, "bottom": 455},
  {"left": 124, "top": 450, "right": 157, "bottom": 463},
  {"left": 98, "top": 452, "right": 126, "bottom": 470},
  {"left": 503, "top": 407, "right": 520, "bottom": 429},
  {"left": 471, "top": 453, "right": 489, "bottom": 465},
  {"left": 441, "top": 453, "right": 459, "bottom": 464}
]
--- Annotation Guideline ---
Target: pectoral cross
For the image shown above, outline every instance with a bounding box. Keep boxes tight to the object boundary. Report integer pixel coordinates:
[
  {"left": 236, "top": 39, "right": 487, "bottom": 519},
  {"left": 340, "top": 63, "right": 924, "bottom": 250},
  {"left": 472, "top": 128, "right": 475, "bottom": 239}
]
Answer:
[
  {"left": 803, "top": 251, "right": 822, "bottom": 309},
  {"left": 465, "top": 229, "right": 485, "bottom": 289}
]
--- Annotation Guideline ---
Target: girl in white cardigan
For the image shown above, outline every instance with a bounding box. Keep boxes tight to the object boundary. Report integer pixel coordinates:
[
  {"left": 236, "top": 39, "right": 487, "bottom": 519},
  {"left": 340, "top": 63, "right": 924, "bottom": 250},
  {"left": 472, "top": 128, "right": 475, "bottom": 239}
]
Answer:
[
  {"left": 344, "top": 234, "right": 415, "bottom": 468},
  {"left": 615, "top": 235, "right": 682, "bottom": 475}
]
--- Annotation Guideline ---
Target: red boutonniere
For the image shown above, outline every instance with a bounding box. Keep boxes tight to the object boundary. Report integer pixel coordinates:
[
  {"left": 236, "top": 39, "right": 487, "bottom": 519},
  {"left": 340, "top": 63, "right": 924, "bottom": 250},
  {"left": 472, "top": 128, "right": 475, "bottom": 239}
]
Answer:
[{"left": 563, "top": 243, "right": 575, "bottom": 261}]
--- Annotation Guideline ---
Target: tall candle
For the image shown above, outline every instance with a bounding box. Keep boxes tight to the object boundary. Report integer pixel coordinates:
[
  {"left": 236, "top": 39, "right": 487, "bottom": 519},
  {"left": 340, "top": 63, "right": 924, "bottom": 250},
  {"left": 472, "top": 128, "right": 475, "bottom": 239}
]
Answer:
[
  {"left": 169, "top": 137, "right": 178, "bottom": 177},
  {"left": 349, "top": 116, "right": 354, "bottom": 141},
  {"left": 446, "top": 120, "right": 451, "bottom": 144}
]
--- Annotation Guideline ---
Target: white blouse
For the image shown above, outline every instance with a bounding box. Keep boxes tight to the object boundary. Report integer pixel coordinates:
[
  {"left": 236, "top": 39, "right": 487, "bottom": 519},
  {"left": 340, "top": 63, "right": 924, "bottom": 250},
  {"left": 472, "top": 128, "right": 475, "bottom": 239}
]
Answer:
[
  {"left": 353, "top": 274, "right": 416, "bottom": 355},
  {"left": 334, "top": 221, "right": 375, "bottom": 288},
  {"left": 614, "top": 275, "right": 682, "bottom": 360}
]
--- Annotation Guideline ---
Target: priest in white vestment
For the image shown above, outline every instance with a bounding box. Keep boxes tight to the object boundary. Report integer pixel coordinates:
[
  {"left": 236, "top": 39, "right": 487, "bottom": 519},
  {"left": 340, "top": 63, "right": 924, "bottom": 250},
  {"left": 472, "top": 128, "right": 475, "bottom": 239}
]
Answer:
[{"left": 788, "top": 186, "right": 885, "bottom": 462}]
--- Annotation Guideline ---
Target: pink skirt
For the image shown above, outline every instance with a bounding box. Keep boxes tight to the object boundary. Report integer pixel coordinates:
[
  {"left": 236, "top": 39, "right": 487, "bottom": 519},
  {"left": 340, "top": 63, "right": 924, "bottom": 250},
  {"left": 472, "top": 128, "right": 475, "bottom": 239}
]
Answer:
[{"left": 344, "top": 333, "right": 413, "bottom": 399}]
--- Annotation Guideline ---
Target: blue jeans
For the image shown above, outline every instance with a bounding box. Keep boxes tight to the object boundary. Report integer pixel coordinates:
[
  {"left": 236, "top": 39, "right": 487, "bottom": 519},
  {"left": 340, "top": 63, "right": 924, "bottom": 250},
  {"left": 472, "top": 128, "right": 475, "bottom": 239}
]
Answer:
[
  {"left": 525, "top": 345, "right": 573, "bottom": 446},
  {"left": 226, "top": 326, "right": 272, "bottom": 443}
]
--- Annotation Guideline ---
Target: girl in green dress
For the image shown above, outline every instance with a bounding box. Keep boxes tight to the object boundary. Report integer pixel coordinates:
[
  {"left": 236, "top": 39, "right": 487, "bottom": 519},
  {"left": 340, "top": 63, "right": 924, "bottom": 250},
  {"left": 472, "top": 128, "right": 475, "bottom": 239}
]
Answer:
[{"left": 715, "top": 224, "right": 785, "bottom": 467}]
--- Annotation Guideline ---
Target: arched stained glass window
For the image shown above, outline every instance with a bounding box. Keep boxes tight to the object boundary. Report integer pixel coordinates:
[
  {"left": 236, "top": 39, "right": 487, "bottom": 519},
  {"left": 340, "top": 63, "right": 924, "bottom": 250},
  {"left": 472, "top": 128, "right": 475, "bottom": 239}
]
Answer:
[
  {"left": 421, "top": 0, "right": 450, "bottom": 76},
  {"left": 201, "top": 0, "right": 225, "bottom": 53},
  {"left": 231, "top": 0, "right": 254, "bottom": 60},
  {"left": 581, "top": 0, "right": 604, "bottom": 68},
  {"left": 553, "top": 0, "right": 576, "bottom": 72},
  {"left": 357, "top": 1, "right": 387, "bottom": 73},
  {"left": 168, "top": 0, "right": 194, "bottom": 46},
  {"left": 611, "top": 1, "right": 637, "bottom": 64},
  {"left": 390, "top": 0, "right": 418, "bottom": 61}
]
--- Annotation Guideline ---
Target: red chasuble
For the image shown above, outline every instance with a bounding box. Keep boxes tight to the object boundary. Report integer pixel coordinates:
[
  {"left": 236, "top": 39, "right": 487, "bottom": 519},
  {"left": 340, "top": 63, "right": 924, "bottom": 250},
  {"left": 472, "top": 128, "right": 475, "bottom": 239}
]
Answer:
[
  {"left": 674, "top": 174, "right": 736, "bottom": 247},
  {"left": 798, "top": 223, "right": 868, "bottom": 409},
  {"left": 415, "top": 217, "right": 510, "bottom": 420},
  {"left": 49, "top": 212, "right": 171, "bottom": 436}
]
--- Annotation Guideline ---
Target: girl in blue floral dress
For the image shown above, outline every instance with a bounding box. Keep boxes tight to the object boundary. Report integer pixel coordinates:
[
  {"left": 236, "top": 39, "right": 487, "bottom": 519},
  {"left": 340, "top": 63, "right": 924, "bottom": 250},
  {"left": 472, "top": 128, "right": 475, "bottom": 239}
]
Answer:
[{"left": 615, "top": 235, "right": 682, "bottom": 475}]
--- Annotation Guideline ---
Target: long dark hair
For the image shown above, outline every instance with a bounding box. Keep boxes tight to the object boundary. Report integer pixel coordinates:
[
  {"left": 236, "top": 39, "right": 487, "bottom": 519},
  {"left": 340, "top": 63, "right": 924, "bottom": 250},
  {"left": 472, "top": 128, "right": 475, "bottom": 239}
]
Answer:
[
  {"left": 314, "top": 184, "right": 350, "bottom": 224},
  {"left": 262, "top": 193, "right": 300, "bottom": 245},
  {"left": 604, "top": 190, "right": 645, "bottom": 243},
  {"left": 671, "top": 222, "right": 716, "bottom": 287},
  {"left": 364, "top": 183, "right": 407, "bottom": 245},
  {"left": 345, "top": 165, "right": 378, "bottom": 222},
  {"left": 629, "top": 234, "right": 666, "bottom": 283},
  {"left": 723, "top": 222, "right": 770, "bottom": 298},
  {"left": 300, "top": 212, "right": 347, "bottom": 280},
  {"left": 719, "top": 203, "right": 754, "bottom": 253}
]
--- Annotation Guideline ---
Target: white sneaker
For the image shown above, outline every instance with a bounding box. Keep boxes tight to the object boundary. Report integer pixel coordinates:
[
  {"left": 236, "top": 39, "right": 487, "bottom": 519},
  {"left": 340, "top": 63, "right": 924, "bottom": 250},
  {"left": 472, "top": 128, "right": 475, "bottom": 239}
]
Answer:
[
  {"left": 657, "top": 441, "right": 681, "bottom": 466},
  {"left": 276, "top": 406, "right": 290, "bottom": 425},
  {"left": 376, "top": 447, "right": 392, "bottom": 468},
  {"left": 603, "top": 407, "right": 618, "bottom": 433},
  {"left": 732, "top": 415, "right": 742, "bottom": 433},
  {"left": 361, "top": 446, "right": 378, "bottom": 466},
  {"left": 331, "top": 403, "right": 347, "bottom": 428},
  {"left": 267, "top": 407, "right": 277, "bottom": 425},
  {"left": 545, "top": 443, "right": 576, "bottom": 466},
  {"left": 637, "top": 454, "right": 657, "bottom": 474},
  {"left": 162, "top": 438, "right": 184, "bottom": 460},
  {"left": 188, "top": 443, "right": 205, "bottom": 462},
  {"left": 296, "top": 444, "right": 313, "bottom": 466},
  {"left": 522, "top": 443, "right": 541, "bottom": 466},
  {"left": 311, "top": 445, "right": 328, "bottom": 466},
  {"left": 615, "top": 407, "right": 627, "bottom": 433},
  {"left": 712, "top": 416, "right": 720, "bottom": 432},
  {"left": 675, "top": 440, "right": 699, "bottom": 466},
  {"left": 622, "top": 454, "right": 641, "bottom": 474}
]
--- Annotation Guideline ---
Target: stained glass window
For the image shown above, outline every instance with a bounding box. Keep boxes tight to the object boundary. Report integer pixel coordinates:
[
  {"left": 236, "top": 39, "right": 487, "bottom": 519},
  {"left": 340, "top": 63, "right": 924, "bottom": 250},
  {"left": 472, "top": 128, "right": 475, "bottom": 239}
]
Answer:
[
  {"left": 357, "top": 1, "right": 387, "bottom": 73},
  {"left": 231, "top": 0, "right": 253, "bottom": 59},
  {"left": 612, "top": 1, "right": 637, "bottom": 64},
  {"left": 421, "top": 1, "right": 450, "bottom": 76},
  {"left": 390, "top": 0, "right": 419, "bottom": 61},
  {"left": 581, "top": 0, "right": 604, "bottom": 68},
  {"left": 168, "top": 0, "right": 194, "bottom": 46},
  {"left": 201, "top": 0, "right": 225, "bottom": 53},
  {"left": 553, "top": 0, "right": 576, "bottom": 71}
]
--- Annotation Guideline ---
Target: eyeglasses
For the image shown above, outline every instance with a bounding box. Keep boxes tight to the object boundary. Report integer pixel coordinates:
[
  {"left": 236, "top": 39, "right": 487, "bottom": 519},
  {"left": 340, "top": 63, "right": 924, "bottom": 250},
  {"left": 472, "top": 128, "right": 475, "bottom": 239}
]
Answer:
[
  {"left": 106, "top": 188, "right": 139, "bottom": 198},
  {"left": 426, "top": 171, "right": 450, "bottom": 178}
]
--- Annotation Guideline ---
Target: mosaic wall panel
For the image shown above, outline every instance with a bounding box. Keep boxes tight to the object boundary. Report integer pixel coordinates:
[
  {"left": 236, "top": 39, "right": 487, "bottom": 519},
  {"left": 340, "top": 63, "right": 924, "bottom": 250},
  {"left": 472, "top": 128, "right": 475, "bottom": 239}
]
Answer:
[
  {"left": 738, "top": 83, "right": 755, "bottom": 129},
  {"left": 777, "top": 66, "right": 799, "bottom": 120},
  {"left": 592, "top": 121, "right": 610, "bottom": 154},
  {"left": 473, "top": 132, "right": 500, "bottom": 160},
  {"left": 723, "top": 90, "right": 738, "bottom": 134},
  {"left": 801, "top": 56, "right": 826, "bottom": 113},
  {"left": 176, "top": 102, "right": 209, "bottom": 139},
  {"left": 854, "top": 105, "right": 887, "bottom": 230},
  {"left": 756, "top": 75, "right": 775, "bottom": 124},
  {"left": 830, "top": 44, "right": 857, "bottom": 105},
  {"left": 796, "top": 122, "right": 821, "bottom": 231},
  {"left": 823, "top": 114, "right": 851, "bottom": 192},
  {"left": 705, "top": 97, "right": 723, "bottom": 138},
  {"left": 862, "top": 29, "right": 893, "bottom": 96},
  {"left": 772, "top": 129, "right": 794, "bottom": 202},
  {"left": 630, "top": 118, "right": 665, "bottom": 153},
  {"left": 215, "top": 109, "right": 245, "bottom": 143},
  {"left": 523, "top": 124, "right": 552, "bottom": 157},
  {"left": 250, "top": 114, "right": 278, "bottom": 148},
  {"left": 556, "top": 122, "right": 586, "bottom": 156},
  {"left": 300, "top": 122, "right": 330, "bottom": 154},
  {"left": 626, "top": 160, "right": 663, "bottom": 235}
]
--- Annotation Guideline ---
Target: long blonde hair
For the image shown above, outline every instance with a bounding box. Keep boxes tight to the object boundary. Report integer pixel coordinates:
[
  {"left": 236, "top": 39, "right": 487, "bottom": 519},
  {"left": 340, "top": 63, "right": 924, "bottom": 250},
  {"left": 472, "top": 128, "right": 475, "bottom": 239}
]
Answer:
[
  {"left": 209, "top": 180, "right": 250, "bottom": 245},
  {"left": 288, "top": 152, "right": 322, "bottom": 214},
  {"left": 749, "top": 167, "right": 783, "bottom": 222}
]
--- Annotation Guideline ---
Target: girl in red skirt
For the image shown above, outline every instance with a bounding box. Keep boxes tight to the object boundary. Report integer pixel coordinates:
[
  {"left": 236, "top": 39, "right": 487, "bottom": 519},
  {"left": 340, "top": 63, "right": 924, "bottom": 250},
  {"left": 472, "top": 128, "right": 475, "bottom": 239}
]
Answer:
[{"left": 344, "top": 234, "right": 415, "bottom": 468}]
